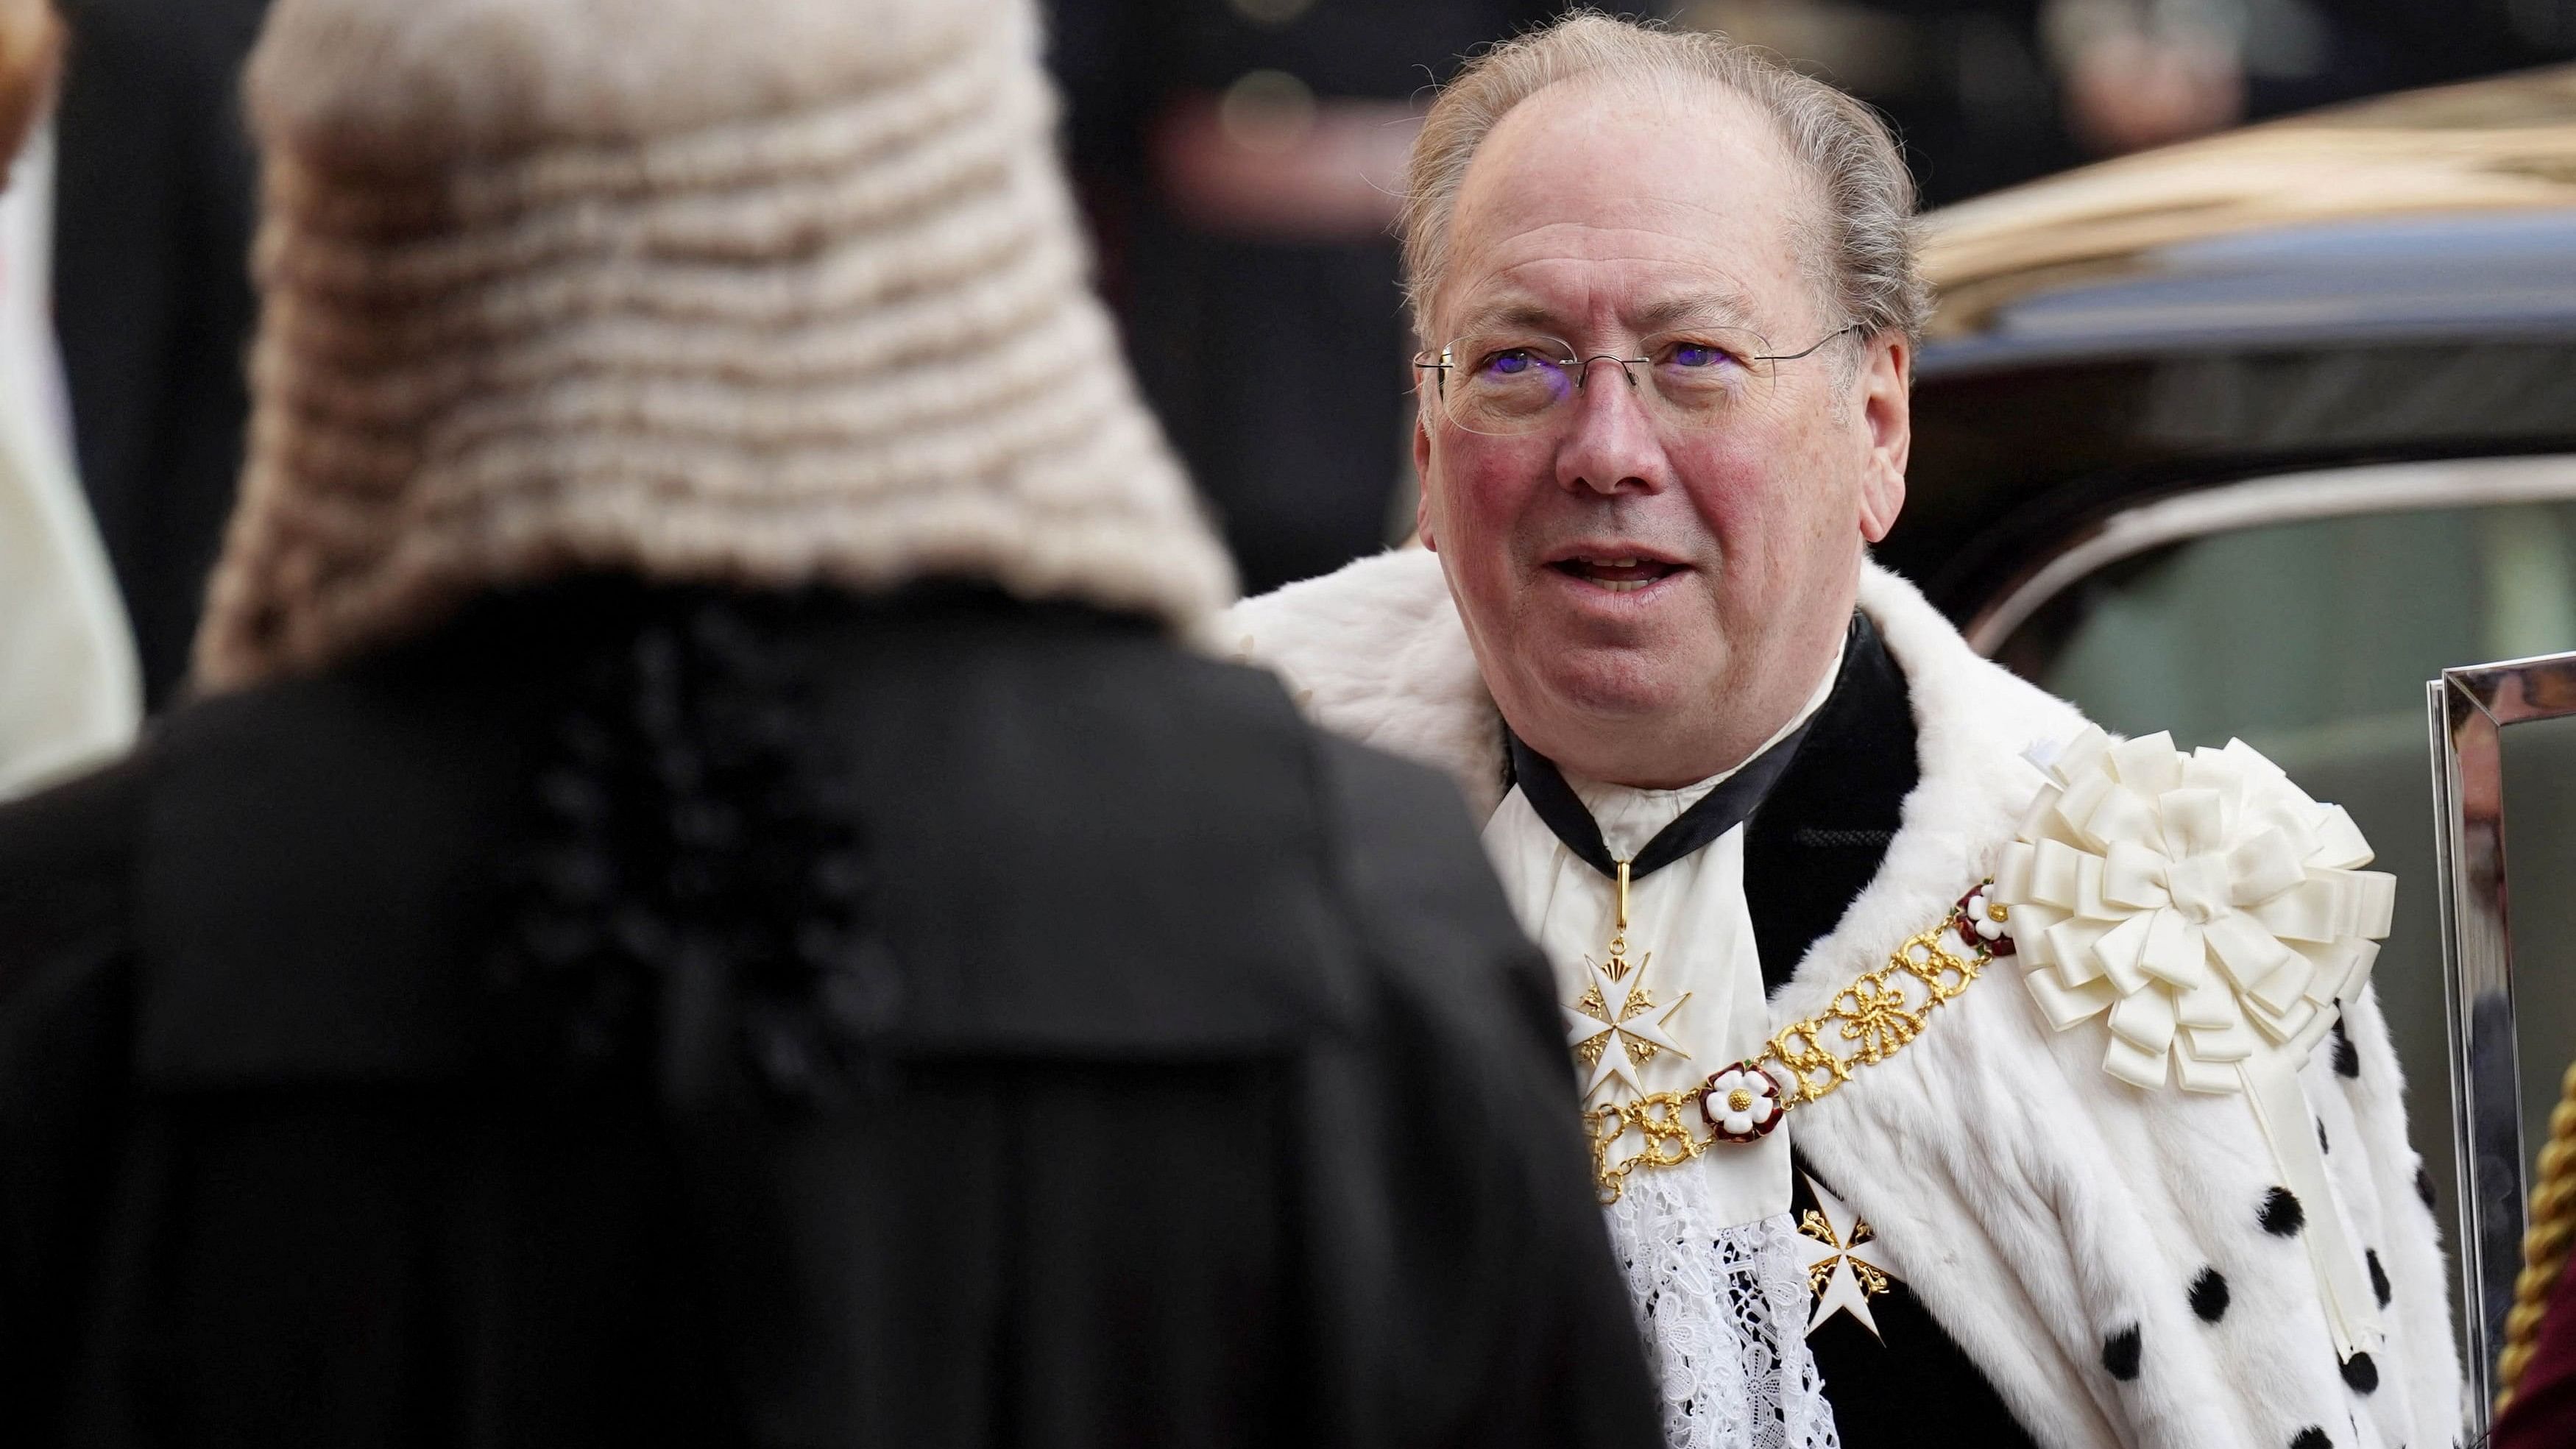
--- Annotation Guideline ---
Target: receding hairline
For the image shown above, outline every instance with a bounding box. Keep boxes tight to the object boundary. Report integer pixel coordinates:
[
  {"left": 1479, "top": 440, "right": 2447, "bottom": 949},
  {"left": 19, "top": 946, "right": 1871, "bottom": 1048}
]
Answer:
[
  {"left": 1416, "top": 68, "right": 1844, "bottom": 344},
  {"left": 1398, "top": 13, "right": 1928, "bottom": 361}
]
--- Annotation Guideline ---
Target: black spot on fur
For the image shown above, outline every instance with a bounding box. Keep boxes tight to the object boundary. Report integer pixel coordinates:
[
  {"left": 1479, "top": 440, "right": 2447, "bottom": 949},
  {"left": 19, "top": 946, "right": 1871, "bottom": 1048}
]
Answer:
[
  {"left": 2368, "top": 1250, "right": 2391, "bottom": 1308},
  {"left": 2290, "top": 1428, "right": 2332, "bottom": 1449},
  {"left": 2340, "top": 1352, "right": 2379, "bottom": 1395},
  {"left": 2103, "top": 1325, "right": 2142, "bottom": 1381},
  {"left": 2261, "top": 1187, "right": 2306, "bottom": 1236},
  {"left": 2330, "top": 1018, "right": 2360, "bottom": 1077},
  {"left": 2318, "top": 1118, "right": 2330, "bottom": 1154},
  {"left": 2416, "top": 1166, "right": 2438, "bottom": 1210},
  {"left": 2190, "top": 1267, "right": 2231, "bottom": 1322}
]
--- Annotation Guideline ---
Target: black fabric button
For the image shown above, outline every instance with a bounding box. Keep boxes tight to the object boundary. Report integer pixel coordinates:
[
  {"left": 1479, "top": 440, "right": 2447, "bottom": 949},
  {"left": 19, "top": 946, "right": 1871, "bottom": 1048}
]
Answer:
[
  {"left": 2340, "top": 1353, "right": 2379, "bottom": 1395},
  {"left": 2190, "top": 1267, "right": 2231, "bottom": 1322},
  {"left": 821, "top": 936, "right": 905, "bottom": 1033},
  {"left": 2102, "top": 1325, "right": 2142, "bottom": 1381},
  {"left": 2331, "top": 1018, "right": 2360, "bottom": 1077},
  {"left": 2367, "top": 1250, "right": 2391, "bottom": 1308},
  {"left": 2261, "top": 1188, "right": 2305, "bottom": 1236},
  {"left": 2417, "top": 1166, "right": 2438, "bottom": 1209},
  {"left": 2290, "top": 1428, "right": 2332, "bottom": 1449}
]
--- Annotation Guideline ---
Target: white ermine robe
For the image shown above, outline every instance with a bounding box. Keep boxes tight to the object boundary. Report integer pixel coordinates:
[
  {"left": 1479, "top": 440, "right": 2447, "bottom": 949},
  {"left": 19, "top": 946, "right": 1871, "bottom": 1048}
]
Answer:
[{"left": 1227, "top": 549, "right": 2465, "bottom": 1449}]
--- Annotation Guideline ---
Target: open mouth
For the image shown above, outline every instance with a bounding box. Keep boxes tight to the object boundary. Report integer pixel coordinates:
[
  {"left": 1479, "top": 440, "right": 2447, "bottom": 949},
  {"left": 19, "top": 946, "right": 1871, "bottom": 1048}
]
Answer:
[{"left": 1551, "top": 556, "right": 1685, "bottom": 593}]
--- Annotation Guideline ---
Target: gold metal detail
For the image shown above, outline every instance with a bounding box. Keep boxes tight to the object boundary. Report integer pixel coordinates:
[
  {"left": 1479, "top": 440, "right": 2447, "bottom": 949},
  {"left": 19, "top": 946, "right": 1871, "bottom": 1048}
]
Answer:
[
  {"left": 1755, "top": 918, "right": 1986, "bottom": 1109},
  {"left": 1800, "top": 1208, "right": 1889, "bottom": 1297},
  {"left": 1605, "top": 857, "right": 1635, "bottom": 982},
  {"left": 1580, "top": 882, "right": 1999, "bottom": 1204},
  {"left": 2499, "top": 1056, "right": 2576, "bottom": 1414},
  {"left": 1571, "top": 974, "right": 1682, "bottom": 1069},
  {"left": 1585, "top": 1092, "right": 1710, "bottom": 1203}
]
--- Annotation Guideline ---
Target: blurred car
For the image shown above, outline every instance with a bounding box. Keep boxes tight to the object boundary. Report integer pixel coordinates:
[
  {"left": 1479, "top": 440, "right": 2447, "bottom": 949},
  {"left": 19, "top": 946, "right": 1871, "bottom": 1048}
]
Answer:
[{"left": 1881, "top": 63, "right": 2576, "bottom": 1422}]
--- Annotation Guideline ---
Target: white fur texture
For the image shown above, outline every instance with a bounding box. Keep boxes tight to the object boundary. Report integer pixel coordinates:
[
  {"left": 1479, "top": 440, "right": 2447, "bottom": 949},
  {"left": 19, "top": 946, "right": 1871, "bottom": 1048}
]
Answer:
[{"left": 1228, "top": 548, "right": 2465, "bottom": 1449}]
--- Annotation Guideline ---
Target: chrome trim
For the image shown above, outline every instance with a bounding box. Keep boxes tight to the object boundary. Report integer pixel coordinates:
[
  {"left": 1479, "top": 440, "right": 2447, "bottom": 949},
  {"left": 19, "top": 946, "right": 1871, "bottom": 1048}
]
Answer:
[
  {"left": 1964, "top": 456, "right": 2576, "bottom": 656},
  {"left": 2430, "top": 649, "right": 2576, "bottom": 1426}
]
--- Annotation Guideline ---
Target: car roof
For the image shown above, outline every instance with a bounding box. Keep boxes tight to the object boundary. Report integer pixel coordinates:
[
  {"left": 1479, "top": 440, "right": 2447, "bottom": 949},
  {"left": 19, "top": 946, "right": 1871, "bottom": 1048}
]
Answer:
[
  {"left": 1917, "top": 65, "right": 2576, "bottom": 372},
  {"left": 1888, "top": 66, "right": 2576, "bottom": 617}
]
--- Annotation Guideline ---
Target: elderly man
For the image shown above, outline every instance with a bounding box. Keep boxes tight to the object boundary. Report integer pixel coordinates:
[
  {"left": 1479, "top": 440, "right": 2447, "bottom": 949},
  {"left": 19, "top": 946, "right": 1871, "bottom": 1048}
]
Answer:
[{"left": 1234, "top": 15, "right": 2460, "bottom": 1449}]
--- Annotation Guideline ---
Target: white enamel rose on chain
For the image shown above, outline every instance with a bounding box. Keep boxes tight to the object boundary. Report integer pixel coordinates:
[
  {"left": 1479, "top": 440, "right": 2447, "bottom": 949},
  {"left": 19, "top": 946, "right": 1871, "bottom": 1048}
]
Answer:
[{"left": 1990, "top": 726, "right": 2396, "bottom": 1094}]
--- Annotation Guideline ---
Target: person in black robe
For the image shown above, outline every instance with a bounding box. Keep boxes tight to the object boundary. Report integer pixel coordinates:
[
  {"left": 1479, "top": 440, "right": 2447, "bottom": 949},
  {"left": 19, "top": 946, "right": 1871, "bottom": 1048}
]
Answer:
[
  {"left": 50, "top": 0, "right": 271, "bottom": 706},
  {"left": 0, "top": 0, "right": 1660, "bottom": 1442}
]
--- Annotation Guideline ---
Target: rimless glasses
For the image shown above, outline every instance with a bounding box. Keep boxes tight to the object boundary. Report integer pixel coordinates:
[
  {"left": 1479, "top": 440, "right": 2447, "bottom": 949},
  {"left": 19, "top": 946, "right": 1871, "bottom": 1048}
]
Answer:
[{"left": 1413, "top": 323, "right": 1862, "bottom": 436}]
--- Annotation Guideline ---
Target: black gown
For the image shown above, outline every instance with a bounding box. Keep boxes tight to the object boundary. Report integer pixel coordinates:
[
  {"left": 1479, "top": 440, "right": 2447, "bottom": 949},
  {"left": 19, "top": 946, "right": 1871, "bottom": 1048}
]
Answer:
[
  {"left": 0, "top": 584, "right": 1660, "bottom": 1449},
  {"left": 1744, "top": 614, "right": 2042, "bottom": 1449}
]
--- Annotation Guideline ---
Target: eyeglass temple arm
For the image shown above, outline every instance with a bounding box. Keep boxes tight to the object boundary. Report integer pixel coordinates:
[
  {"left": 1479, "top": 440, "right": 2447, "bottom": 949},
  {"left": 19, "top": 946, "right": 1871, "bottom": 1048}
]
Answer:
[{"left": 1755, "top": 323, "right": 1864, "bottom": 363}]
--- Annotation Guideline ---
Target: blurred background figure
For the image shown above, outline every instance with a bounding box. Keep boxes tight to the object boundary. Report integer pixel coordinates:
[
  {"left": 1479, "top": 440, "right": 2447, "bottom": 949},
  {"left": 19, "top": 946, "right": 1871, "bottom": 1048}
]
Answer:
[
  {"left": 31, "top": 0, "right": 2576, "bottom": 684},
  {"left": 0, "top": 0, "right": 1660, "bottom": 1442},
  {"left": 1048, "top": 0, "right": 1560, "bottom": 592},
  {"left": 50, "top": 0, "right": 265, "bottom": 707},
  {"left": 0, "top": 0, "right": 137, "bottom": 798},
  {"left": 1671, "top": 0, "right": 2576, "bottom": 202}
]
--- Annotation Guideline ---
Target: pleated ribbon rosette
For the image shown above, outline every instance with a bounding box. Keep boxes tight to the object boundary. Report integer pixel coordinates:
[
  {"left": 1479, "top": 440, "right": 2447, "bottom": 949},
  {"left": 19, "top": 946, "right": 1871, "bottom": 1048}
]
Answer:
[{"left": 1992, "top": 726, "right": 2396, "bottom": 1358}]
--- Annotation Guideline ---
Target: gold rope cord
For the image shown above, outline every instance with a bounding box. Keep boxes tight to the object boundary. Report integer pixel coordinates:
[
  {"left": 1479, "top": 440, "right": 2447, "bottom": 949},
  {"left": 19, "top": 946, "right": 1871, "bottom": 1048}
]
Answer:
[
  {"left": 1585, "top": 890, "right": 1995, "bottom": 1204},
  {"left": 2497, "top": 1057, "right": 2576, "bottom": 1414}
]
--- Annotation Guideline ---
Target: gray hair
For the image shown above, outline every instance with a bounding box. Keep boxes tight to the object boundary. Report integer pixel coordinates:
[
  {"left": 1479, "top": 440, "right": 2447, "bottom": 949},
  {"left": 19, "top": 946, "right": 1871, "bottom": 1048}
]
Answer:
[{"left": 1398, "top": 12, "right": 1928, "bottom": 352}]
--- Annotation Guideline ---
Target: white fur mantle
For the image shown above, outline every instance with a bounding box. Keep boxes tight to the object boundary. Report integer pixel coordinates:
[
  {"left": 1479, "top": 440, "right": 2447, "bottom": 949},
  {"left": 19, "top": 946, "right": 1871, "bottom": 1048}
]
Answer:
[{"left": 1228, "top": 548, "right": 2464, "bottom": 1449}]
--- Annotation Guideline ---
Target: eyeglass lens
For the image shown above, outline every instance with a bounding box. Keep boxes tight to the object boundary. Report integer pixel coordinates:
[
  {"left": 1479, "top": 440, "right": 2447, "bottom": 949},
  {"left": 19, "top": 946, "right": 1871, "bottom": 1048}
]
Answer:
[{"left": 1426, "top": 327, "right": 1839, "bottom": 436}]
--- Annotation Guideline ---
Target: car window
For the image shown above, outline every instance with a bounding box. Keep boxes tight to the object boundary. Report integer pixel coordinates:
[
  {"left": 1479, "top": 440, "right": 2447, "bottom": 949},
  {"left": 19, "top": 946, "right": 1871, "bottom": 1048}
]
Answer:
[{"left": 1992, "top": 474, "right": 2576, "bottom": 1363}]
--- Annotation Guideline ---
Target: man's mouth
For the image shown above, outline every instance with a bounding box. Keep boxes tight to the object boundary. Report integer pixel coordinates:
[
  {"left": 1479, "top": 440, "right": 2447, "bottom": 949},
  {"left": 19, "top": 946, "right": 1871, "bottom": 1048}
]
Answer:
[{"left": 1551, "top": 556, "right": 1685, "bottom": 593}]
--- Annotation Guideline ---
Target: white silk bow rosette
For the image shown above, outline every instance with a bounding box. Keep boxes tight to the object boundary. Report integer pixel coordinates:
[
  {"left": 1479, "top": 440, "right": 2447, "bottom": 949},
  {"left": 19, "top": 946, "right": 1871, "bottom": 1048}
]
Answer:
[{"left": 1990, "top": 725, "right": 2396, "bottom": 1357}]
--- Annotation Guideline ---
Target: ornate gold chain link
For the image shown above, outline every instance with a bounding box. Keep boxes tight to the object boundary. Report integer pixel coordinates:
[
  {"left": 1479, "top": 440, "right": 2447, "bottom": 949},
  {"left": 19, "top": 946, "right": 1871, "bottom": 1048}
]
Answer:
[
  {"left": 1584, "top": 882, "right": 1998, "bottom": 1204},
  {"left": 1757, "top": 913, "right": 1988, "bottom": 1108}
]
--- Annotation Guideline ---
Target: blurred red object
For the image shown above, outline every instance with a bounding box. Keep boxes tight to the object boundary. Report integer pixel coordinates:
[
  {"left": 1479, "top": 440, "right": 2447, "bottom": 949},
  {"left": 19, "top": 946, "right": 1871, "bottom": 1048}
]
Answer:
[
  {"left": 2497, "top": 1253, "right": 2576, "bottom": 1449},
  {"left": 1150, "top": 81, "right": 1416, "bottom": 241}
]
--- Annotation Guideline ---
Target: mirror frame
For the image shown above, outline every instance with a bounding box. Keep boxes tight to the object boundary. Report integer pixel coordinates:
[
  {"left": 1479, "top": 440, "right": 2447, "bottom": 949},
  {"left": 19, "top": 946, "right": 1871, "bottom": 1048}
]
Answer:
[{"left": 2429, "top": 648, "right": 2576, "bottom": 1423}]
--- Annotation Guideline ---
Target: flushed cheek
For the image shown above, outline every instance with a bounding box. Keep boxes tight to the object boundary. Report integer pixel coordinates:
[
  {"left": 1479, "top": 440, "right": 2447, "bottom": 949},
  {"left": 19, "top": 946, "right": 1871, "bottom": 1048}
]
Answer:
[
  {"left": 1664, "top": 448, "right": 1785, "bottom": 567},
  {"left": 1430, "top": 441, "right": 1551, "bottom": 530},
  {"left": 1685, "top": 415, "right": 1847, "bottom": 542},
  {"left": 1426, "top": 456, "right": 1556, "bottom": 598}
]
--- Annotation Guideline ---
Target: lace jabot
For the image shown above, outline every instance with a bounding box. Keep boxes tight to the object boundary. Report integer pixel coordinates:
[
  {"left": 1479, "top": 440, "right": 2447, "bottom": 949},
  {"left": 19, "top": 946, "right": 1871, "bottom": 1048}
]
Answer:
[{"left": 1606, "top": 1172, "right": 1839, "bottom": 1449}]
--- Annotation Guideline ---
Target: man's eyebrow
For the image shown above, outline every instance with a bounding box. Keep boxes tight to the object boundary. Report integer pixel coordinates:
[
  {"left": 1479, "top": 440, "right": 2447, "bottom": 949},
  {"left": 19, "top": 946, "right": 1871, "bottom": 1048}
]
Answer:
[
  {"left": 1443, "top": 290, "right": 1770, "bottom": 342},
  {"left": 1446, "top": 299, "right": 1561, "bottom": 337},
  {"left": 1629, "top": 292, "right": 1763, "bottom": 333}
]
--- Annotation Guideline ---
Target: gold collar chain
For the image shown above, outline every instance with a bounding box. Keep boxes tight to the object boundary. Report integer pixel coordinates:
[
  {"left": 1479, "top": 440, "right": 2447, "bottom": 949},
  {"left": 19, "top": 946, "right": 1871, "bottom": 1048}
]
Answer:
[{"left": 1584, "top": 879, "right": 2006, "bottom": 1205}]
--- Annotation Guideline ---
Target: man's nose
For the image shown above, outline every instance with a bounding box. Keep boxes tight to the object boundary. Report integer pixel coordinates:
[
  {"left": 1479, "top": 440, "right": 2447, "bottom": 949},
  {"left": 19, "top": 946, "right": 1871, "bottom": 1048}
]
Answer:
[{"left": 1556, "top": 358, "right": 1663, "bottom": 497}]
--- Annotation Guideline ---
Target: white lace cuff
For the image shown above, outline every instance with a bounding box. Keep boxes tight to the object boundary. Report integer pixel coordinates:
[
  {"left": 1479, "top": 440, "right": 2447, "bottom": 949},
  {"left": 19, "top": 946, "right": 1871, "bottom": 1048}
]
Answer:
[{"left": 1604, "top": 1180, "right": 1841, "bottom": 1449}]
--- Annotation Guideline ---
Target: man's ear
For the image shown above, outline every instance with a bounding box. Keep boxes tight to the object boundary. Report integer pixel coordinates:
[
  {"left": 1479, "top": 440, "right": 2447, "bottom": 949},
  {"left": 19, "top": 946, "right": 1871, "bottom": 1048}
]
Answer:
[
  {"left": 1857, "top": 333, "right": 1909, "bottom": 544},
  {"left": 1412, "top": 414, "right": 1439, "bottom": 551}
]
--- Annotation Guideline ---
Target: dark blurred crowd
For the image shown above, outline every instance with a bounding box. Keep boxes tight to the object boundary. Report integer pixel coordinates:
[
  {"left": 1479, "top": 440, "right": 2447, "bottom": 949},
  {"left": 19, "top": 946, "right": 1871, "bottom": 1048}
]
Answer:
[{"left": 18, "top": 0, "right": 2576, "bottom": 721}]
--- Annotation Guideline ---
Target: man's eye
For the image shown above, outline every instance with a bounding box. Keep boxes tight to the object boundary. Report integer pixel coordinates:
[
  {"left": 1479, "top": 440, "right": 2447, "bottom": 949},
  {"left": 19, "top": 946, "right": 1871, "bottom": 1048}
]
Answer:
[
  {"left": 1668, "top": 343, "right": 1735, "bottom": 369},
  {"left": 1483, "top": 350, "right": 1543, "bottom": 377}
]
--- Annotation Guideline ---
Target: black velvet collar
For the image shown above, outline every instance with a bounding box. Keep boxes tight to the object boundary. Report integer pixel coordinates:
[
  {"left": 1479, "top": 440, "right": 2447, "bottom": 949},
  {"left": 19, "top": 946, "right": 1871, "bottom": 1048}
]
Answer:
[
  {"left": 1504, "top": 706, "right": 1816, "bottom": 885},
  {"left": 1494, "top": 612, "right": 1918, "bottom": 988},
  {"left": 1741, "top": 609, "right": 1919, "bottom": 993}
]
